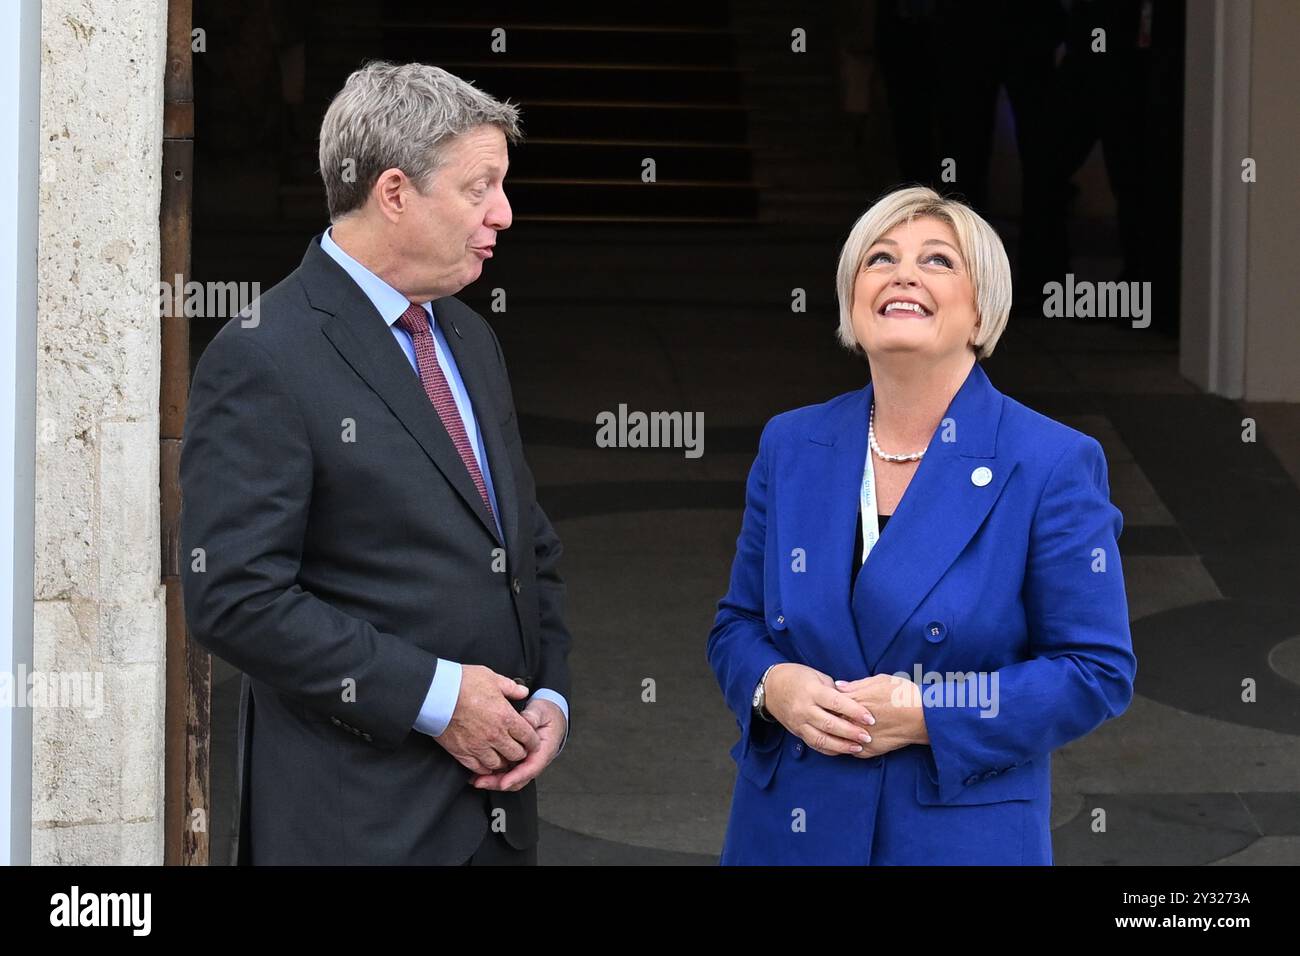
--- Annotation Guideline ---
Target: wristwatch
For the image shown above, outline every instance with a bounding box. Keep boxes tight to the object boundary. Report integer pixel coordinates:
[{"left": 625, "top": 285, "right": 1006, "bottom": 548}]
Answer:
[{"left": 752, "top": 664, "right": 779, "bottom": 722}]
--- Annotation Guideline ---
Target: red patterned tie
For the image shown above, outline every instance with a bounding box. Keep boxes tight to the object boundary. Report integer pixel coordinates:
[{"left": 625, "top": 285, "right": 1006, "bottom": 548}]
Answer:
[{"left": 395, "top": 303, "right": 496, "bottom": 524}]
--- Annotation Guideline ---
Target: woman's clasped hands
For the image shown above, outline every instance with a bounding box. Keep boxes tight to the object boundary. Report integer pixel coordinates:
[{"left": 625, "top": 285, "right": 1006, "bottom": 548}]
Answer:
[{"left": 763, "top": 663, "right": 929, "bottom": 758}]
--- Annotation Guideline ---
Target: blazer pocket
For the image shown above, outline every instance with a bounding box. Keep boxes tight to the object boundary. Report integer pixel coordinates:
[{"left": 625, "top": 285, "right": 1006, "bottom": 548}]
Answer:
[
  {"left": 272, "top": 688, "right": 333, "bottom": 726},
  {"left": 915, "top": 759, "right": 1036, "bottom": 806},
  {"left": 734, "top": 727, "right": 787, "bottom": 791}
]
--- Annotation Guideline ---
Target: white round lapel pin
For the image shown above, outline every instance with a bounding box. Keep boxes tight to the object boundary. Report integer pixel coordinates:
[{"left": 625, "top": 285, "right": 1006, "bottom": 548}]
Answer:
[{"left": 971, "top": 466, "right": 992, "bottom": 487}]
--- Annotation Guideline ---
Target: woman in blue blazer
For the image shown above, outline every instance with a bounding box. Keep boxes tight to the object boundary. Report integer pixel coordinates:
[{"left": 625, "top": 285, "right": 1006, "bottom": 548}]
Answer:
[{"left": 708, "top": 186, "right": 1137, "bottom": 865}]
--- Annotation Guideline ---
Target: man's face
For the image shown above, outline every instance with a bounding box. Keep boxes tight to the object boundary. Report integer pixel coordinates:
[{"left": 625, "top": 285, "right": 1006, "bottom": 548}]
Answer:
[{"left": 398, "top": 125, "right": 512, "bottom": 297}]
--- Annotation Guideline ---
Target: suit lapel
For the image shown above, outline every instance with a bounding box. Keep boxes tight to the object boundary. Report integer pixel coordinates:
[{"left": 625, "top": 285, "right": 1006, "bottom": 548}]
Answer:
[
  {"left": 303, "top": 237, "right": 503, "bottom": 545},
  {"left": 847, "top": 361, "right": 1015, "bottom": 672}
]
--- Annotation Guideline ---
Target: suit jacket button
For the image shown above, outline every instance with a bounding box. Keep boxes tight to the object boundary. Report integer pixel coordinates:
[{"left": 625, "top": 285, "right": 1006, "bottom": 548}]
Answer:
[
  {"left": 924, "top": 621, "right": 947, "bottom": 643},
  {"left": 511, "top": 577, "right": 521, "bottom": 594}
]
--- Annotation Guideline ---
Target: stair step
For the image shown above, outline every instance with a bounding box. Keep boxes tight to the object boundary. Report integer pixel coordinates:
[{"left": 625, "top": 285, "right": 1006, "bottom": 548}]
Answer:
[
  {"left": 322, "top": 24, "right": 741, "bottom": 65},
  {"left": 378, "top": 0, "right": 733, "bottom": 29},
  {"left": 511, "top": 141, "right": 754, "bottom": 181},
  {"left": 413, "top": 62, "right": 749, "bottom": 103},
  {"left": 276, "top": 180, "right": 761, "bottom": 221},
  {"left": 510, "top": 179, "right": 761, "bottom": 218},
  {"left": 515, "top": 102, "right": 749, "bottom": 141}
]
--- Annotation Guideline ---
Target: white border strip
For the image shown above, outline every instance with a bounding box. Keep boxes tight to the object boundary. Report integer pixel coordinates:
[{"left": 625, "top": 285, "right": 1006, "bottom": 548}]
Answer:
[{"left": 0, "top": 0, "right": 40, "bottom": 866}]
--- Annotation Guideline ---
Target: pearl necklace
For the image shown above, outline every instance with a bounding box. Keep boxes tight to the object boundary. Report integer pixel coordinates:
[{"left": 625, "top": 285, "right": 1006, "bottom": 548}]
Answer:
[{"left": 868, "top": 402, "right": 927, "bottom": 462}]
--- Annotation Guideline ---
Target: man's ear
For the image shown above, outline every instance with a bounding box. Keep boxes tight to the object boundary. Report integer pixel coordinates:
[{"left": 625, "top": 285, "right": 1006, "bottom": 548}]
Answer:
[{"left": 373, "top": 167, "right": 410, "bottom": 222}]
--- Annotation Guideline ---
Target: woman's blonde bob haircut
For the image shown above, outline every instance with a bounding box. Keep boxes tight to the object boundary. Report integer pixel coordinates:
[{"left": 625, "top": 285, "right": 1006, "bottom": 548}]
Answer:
[{"left": 835, "top": 186, "right": 1013, "bottom": 360}]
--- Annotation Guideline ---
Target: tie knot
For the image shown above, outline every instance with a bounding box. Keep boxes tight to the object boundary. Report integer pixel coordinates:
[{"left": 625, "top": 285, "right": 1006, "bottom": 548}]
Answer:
[{"left": 396, "top": 303, "right": 428, "bottom": 336}]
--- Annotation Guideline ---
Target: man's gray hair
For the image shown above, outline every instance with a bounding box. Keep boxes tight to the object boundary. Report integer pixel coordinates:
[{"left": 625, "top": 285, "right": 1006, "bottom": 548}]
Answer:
[{"left": 318, "top": 60, "right": 523, "bottom": 221}]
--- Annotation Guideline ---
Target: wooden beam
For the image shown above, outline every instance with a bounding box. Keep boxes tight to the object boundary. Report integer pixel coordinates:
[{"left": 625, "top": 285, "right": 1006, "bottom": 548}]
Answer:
[{"left": 161, "top": 0, "right": 207, "bottom": 867}]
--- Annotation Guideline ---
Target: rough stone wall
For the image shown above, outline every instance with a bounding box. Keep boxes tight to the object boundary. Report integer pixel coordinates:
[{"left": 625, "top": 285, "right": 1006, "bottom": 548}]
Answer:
[{"left": 33, "top": 0, "right": 169, "bottom": 864}]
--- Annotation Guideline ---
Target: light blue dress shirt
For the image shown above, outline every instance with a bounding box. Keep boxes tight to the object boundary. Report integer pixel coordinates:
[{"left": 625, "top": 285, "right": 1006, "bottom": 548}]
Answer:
[{"left": 320, "top": 228, "right": 569, "bottom": 754}]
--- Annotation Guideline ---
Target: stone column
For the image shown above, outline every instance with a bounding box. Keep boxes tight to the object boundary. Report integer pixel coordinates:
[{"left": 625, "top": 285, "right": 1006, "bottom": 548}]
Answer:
[
  {"left": 1243, "top": 0, "right": 1300, "bottom": 401},
  {"left": 33, "top": 0, "right": 170, "bottom": 864}
]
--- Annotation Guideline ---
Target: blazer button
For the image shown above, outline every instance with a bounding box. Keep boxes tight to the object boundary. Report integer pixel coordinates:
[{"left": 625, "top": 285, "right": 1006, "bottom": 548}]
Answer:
[
  {"left": 924, "top": 621, "right": 947, "bottom": 643},
  {"left": 793, "top": 740, "right": 804, "bottom": 754},
  {"left": 511, "top": 577, "right": 521, "bottom": 594}
]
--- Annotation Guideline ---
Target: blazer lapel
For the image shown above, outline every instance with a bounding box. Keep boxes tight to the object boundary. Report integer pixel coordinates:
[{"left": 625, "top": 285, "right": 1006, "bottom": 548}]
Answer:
[
  {"left": 432, "top": 296, "right": 521, "bottom": 564},
  {"left": 303, "top": 238, "right": 503, "bottom": 545},
  {"left": 850, "top": 361, "right": 1016, "bottom": 673},
  {"left": 796, "top": 387, "right": 874, "bottom": 680}
]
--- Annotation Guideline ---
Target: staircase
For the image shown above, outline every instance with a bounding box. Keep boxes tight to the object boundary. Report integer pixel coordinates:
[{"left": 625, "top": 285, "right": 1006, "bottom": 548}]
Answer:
[
  {"left": 191, "top": 0, "right": 886, "bottom": 321},
  {"left": 282, "top": 0, "right": 763, "bottom": 224}
]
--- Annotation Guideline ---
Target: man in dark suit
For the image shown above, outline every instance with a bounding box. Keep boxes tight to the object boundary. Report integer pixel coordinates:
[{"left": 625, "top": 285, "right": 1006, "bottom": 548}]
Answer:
[{"left": 180, "top": 61, "right": 571, "bottom": 865}]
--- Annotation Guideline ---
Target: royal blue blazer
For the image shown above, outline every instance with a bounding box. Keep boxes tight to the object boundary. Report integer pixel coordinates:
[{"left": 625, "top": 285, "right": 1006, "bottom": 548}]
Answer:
[{"left": 707, "top": 361, "right": 1136, "bottom": 865}]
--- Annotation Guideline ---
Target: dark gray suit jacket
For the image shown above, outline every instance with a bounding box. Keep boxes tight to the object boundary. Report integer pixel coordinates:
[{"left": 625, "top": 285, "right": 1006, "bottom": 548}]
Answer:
[{"left": 180, "top": 235, "right": 572, "bottom": 864}]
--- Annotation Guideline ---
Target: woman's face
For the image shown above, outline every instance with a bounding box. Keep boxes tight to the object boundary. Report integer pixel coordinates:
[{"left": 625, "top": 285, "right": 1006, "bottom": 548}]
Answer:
[{"left": 850, "top": 215, "right": 980, "bottom": 363}]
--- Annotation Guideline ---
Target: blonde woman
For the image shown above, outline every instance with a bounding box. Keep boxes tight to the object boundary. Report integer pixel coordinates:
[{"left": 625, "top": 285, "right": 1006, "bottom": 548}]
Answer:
[{"left": 708, "top": 186, "right": 1136, "bottom": 865}]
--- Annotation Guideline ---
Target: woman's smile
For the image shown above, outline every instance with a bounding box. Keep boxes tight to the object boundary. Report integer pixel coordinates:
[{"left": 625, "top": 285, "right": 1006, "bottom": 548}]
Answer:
[{"left": 878, "top": 296, "right": 934, "bottom": 318}]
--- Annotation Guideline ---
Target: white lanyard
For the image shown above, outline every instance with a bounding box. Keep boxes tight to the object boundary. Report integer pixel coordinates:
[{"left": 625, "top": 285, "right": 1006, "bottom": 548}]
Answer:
[{"left": 859, "top": 447, "right": 880, "bottom": 564}]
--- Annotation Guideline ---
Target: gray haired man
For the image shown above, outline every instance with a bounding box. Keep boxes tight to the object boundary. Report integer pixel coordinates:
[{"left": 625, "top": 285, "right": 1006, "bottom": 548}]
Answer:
[{"left": 181, "top": 61, "right": 572, "bottom": 865}]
